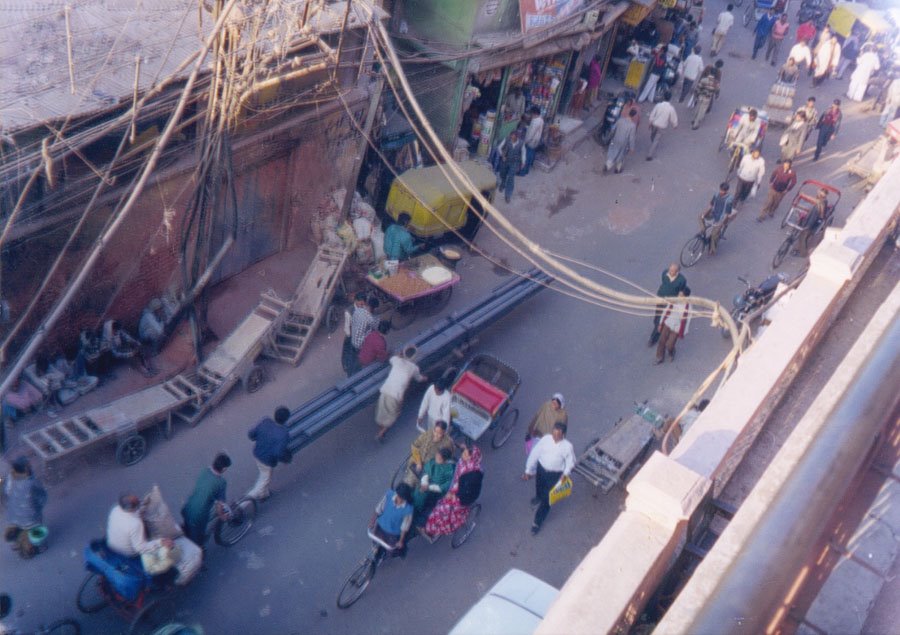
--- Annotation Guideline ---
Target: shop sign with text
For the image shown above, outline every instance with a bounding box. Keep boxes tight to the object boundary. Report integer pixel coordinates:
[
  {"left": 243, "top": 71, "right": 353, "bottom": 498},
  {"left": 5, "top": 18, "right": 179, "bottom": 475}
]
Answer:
[{"left": 519, "top": 0, "right": 585, "bottom": 32}]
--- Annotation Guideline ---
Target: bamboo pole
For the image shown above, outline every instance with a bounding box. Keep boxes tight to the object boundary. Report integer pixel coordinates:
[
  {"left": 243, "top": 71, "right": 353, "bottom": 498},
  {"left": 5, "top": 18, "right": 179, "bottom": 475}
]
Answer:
[
  {"left": 64, "top": 5, "right": 76, "bottom": 95},
  {"left": 130, "top": 55, "right": 142, "bottom": 143}
]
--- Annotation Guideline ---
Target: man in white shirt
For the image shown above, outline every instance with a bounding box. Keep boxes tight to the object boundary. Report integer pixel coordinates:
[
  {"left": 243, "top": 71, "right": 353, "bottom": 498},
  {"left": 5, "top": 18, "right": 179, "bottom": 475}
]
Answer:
[
  {"left": 787, "top": 40, "right": 812, "bottom": 73},
  {"left": 646, "top": 92, "right": 678, "bottom": 161},
  {"left": 679, "top": 45, "right": 705, "bottom": 103},
  {"left": 522, "top": 422, "right": 576, "bottom": 535},
  {"left": 733, "top": 148, "right": 766, "bottom": 210},
  {"left": 375, "top": 345, "right": 426, "bottom": 441},
  {"left": 711, "top": 4, "right": 734, "bottom": 56},
  {"left": 731, "top": 108, "right": 762, "bottom": 149},
  {"left": 107, "top": 494, "right": 169, "bottom": 563},
  {"left": 417, "top": 377, "right": 451, "bottom": 432},
  {"left": 521, "top": 106, "right": 544, "bottom": 176}
]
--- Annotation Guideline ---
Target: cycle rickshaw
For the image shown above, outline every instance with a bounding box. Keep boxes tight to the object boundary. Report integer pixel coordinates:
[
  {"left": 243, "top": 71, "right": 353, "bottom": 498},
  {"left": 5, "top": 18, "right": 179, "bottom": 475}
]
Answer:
[
  {"left": 719, "top": 106, "right": 769, "bottom": 180},
  {"left": 772, "top": 180, "right": 840, "bottom": 268}
]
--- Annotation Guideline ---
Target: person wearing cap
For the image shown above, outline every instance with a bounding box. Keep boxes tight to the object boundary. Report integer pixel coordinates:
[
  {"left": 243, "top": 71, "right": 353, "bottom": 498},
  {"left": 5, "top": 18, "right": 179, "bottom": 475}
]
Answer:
[
  {"left": 181, "top": 452, "right": 231, "bottom": 546},
  {"left": 4, "top": 457, "right": 47, "bottom": 556},
  {"left": 416, "top": 376, "right": 452, "bottom": 432},
  {"left": 375, "top": 345, "right": 426, "bottom": 442},
  {"left": 526, "top": 394, "right": 569, "bottom": 442},
  {"left": 655, "top": 288, "right": 692, "bottom": 364}
]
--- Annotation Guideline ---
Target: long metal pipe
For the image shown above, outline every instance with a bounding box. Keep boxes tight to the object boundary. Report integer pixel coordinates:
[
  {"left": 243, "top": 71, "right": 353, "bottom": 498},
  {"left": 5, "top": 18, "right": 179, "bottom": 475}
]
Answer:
[{"left": 683, "top": 317, "right": 900, "bottom": 634}]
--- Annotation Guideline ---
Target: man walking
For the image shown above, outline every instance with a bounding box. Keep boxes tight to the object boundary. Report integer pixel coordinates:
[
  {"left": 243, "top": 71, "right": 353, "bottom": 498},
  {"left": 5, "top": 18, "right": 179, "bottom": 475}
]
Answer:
[
  {"left": 246, "top": 406, "right": 293, "bottom": 501},
  {"left": 655, "top": 288, "right": 692, "bottom": 364},
  {"left": 752, "top": 9, "right": 777, "bottom": 60},
  {"left": 521, "top": 106, "right": 544, "bottom": 175},
  {"left": 814, "top": 99, "right": 842, "bottom": 161},
  {"left": 733, "top": 147, "right": 766, "bottom": 211},
  {"left": 523, "top": 422, "right": 575, "bottom": 535},
  {"left": 680, "top": 45, "right": 704, "bottom": 103},
  {"left": 496, "top": 130, "right": 526, "bottom": 204},
  {"left": 812, "top": 31, "right": 836, "bottom": 87},
  {"left": 648, "top": 263, "right": 688, "bottom": 346},
  {"left": 765, "top": 14, "right": 790, "bottom": 66},
  {"left": 646, "top": 91, "right": 678, "bottom": 161},
  {"left": 604, "top": 108, "right": 637, "bottom": 174},
  {"left": 182, "top": 453, "right": 231, "bottom": 546},
  {"left": 711, "top": 4, "right": 734, "bottom": 56},
  {"left": 758, "top": 159, "right": 797, "bottom": 221},
  {"left": 787, "top": 39, "right": 812, "bottom": 74},
  {"left": 345, "top": 294, "right": 380, "bottom": 377}
]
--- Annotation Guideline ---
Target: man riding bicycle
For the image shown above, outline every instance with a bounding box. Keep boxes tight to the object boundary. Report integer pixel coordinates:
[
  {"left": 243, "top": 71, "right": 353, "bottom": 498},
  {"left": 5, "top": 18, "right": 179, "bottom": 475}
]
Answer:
[
  {"left": 372, "top": 483, "right": 414, "bottom": 557},
  {"left": 730, "top": 108, "right": 762, "bottom": 150},
  {"left": 699, "top": 182, "right": 735, "bottom": 256}
]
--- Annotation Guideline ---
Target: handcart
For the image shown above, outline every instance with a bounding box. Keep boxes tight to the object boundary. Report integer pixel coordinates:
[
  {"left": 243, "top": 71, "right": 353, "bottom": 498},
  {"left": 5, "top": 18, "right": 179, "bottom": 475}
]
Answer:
[
  {"left": 772, "top": 180, "right": 840, "bottom": 267},
  {"left": 846, "top": 121, "right": 900, "bottom": 192},
  {"left": 365, "top": 253, "right": 460, "bottom": 329},
  {"left": 574, "top": 402, "right": 667, "bottom": 492},
  {"left": 764, "top": 78, "right": 796, "bottom": 128}
]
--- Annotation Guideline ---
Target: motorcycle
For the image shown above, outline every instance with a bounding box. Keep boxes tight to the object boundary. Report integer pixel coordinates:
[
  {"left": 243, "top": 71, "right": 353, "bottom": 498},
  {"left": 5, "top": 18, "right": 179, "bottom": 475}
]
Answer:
[
  {"left": 655, "top": 47, "right": 681, "bottom": 102},
  {"left": 595, "top": 90, "right": 636, "bottom": 146},
  {"left": 797, "top": 0, "right": 830, "bottom": 29},
  {"left": 720, "top": 273, "right": 788, "bottom": 338}
]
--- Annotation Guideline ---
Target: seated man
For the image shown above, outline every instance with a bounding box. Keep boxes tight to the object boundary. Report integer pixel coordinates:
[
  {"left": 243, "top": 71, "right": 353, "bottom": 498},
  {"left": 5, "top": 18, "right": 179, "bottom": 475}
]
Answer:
[
  {"left": 412, "top": 447, "right": 455, "bottom": 522},
  {"left": 106, "top": 494, "right": 172, "bottom": 571},
  {"left": 103, "top": 320, "right": 156, "bottom": 377},
  {"left": 139, "top": 298, "right": 168, "bottom": 356},
  {"left": 383, "top": 213, "right": 420, "bottom": 262},
  {"left": 372, "top": 483, "right": 414, "bottom": 557},
  {"left": 404, "top": 420, "right": 455, "bottom": 487}
]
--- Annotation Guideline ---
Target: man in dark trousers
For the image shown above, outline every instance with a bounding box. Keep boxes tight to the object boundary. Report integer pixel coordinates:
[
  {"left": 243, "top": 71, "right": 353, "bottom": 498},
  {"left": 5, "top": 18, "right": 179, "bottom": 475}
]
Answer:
[
  {"left": 246, "top": 406, "right": 292, "bottom": 501},
  {"left": 522, "top": 422, "right": 576, "bottom": 535},
  {"left": 648, "top": 263, "right": 688, "bottom": 346},
  {"left": 182, "top": 453, "right": 231, "bottom": 545},
  {"left": 814, "top": 99, "right": 842, "bottom": 161}
]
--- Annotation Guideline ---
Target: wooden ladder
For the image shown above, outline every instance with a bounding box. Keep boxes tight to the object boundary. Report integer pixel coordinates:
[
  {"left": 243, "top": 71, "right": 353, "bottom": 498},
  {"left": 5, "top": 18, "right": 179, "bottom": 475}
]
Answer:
[{"left": 23, "top": 414, "right": 103, "bottom": 461}]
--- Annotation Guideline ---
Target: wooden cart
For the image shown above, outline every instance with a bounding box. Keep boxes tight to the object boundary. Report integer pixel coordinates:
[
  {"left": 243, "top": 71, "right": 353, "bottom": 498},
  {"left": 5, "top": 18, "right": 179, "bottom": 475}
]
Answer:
[{"left": 366, "top": 253, "right": 460, "bottom": 329}]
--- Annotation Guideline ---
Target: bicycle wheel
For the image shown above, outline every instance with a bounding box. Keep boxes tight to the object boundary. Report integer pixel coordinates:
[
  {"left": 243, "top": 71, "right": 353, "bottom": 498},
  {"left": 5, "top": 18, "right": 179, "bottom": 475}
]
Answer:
[
  {"left": 680, "top": 235, "right": 706, "bottom": 268},
  {"left": 491, "top": 408, "right": 519, "bottom": 449},
  {"left": 451, "top": 503, "right": 482, "bottom": 549},
  {"left": 214, "top": 498, "right": 258, "bottom": 547},
  {"left": 336, "top": 559, "right": 376, "bottom": 608},
  {"left": 76, "top": 572, "right": 109, "bottom": 614},
  {"left": 44, "top": 619, "right": 81, "bottom": 635},
  {"left": 772, "top": 236, "right": 793, "bottom": 268}
]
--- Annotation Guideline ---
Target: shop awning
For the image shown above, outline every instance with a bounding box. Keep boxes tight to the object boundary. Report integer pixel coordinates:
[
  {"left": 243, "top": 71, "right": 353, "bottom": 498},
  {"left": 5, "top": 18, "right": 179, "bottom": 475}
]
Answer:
[
  {"left": 468, "top": 31, "right": 591, "bottom": 73},
  {"left": 621, "top": 0, "right": 657, "bottom": 26}
]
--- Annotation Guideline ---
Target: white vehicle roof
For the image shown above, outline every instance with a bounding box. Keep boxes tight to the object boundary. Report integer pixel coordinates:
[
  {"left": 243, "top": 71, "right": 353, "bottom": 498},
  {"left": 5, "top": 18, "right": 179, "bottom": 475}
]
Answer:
[{"left": 448, "top": 568, "right": 559, "bottom": 635}]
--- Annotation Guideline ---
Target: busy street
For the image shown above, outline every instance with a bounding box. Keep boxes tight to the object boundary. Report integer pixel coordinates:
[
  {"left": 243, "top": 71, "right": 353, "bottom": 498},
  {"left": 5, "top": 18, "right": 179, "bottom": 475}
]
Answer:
[{"left": 0, "top": 0, "right": 897, "bottom": 633}]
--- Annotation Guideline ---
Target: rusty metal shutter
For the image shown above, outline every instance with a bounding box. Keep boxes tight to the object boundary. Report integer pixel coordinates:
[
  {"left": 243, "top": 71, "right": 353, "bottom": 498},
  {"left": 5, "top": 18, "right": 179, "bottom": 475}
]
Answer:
[{"left": 401, "top": 60, "right": 463, "bottom": 148}]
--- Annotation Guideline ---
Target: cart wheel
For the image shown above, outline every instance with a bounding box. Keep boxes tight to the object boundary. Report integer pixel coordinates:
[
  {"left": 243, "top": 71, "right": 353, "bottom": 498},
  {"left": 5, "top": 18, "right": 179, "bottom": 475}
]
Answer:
[
  {"left": 243, "top": 365, "right": 266, "bottom": 393},
  {"left": 680, "top": 234, "right": 705, "bottom": 268},
  {"left": 391, "top": 453, "right": 412, "bottom": 490},
  {"left": 116, "top": 435, "right": 147, "bottom": 467},
  {"left": 772, "top": 236, "right": 793, "bottom": 268},
  {"left": 325, "top": 304, "right": 341, "bottom": 334},
  {"left": 128, "top": 597, "right": 171, "bottom": 635},
  {"left": 214, "top": 497, "right": 257, "bottom": 547},
  {"left": 76, "top": 572, "right": 109, "bottom": 614},
  {"left": 451, "top": 503, "right": 481, "bottom": 549},
  {"left": 389, "top": 305, "right": 415, "bottom": 330},
  {"left": 491, "top": 408, "right": 519, "bottom": 449}
]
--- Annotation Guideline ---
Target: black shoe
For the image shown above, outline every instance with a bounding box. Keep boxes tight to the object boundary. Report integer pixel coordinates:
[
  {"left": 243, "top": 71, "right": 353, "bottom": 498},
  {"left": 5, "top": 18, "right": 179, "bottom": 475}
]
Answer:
[
  {"left": 530, "top": 497, "right": 540, "bottom": 507},
  {"left": 530, "top": 524, "right": 540, "bottom": 536},
  {"left": 669, "top": 351, "right": 675, "bottom": 361}
]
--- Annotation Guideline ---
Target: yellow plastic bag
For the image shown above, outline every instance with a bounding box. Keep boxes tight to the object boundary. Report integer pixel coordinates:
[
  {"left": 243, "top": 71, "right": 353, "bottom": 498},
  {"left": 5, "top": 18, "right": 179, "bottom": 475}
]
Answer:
[{"left": 548, "top": 475, "right": 573, "bottom": 506}]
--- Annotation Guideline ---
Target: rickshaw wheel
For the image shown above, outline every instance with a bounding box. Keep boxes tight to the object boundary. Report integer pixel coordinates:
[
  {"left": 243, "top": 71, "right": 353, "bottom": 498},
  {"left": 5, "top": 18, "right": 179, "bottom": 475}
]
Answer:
[
  {"left": 214, "top": 498, "right": 257, "bottom": 547},
  {"left": 337, "top": 560, "right": 376, "bottom": 609},
  {"left": 128, "top": 597, "right": 171, "bottom": 635},
  {"left": 491, "top": 408, "right": 520, "bottom": 449},
  {"left": 772, "top": 236, "right": 792, "bottom": 268},
  {"left": 116, "top": 435, "right": 147, "bottom": 467},
  {"left": 76, "top": 572, "right": 110, "bottom": 613},
  {"left": 451, "top": 503, "right": 481, "bottom": 549}
]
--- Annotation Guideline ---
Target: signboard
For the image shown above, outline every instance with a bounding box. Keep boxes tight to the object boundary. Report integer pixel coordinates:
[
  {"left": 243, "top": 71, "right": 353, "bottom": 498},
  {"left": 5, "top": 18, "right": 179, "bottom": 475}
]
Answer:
[{"left": 519, "top": 0, "right": 586, "bottom": 33}]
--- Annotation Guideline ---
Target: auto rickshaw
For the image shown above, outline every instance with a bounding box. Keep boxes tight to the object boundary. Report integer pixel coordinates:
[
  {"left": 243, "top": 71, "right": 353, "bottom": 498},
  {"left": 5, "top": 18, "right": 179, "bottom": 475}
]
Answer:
[{"left": 827, "top": 2, "right": 892, "bottom": 41}]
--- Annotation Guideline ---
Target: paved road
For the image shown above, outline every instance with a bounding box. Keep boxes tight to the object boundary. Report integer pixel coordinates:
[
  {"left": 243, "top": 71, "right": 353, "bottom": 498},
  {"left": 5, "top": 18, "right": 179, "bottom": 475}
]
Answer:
[{"left": 1, "top": 3, "right": 885, "bottom": 632}]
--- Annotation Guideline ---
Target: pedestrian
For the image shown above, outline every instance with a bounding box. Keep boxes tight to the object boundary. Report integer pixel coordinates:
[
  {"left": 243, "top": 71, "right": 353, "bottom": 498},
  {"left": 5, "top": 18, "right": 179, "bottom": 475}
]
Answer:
[
  {"left": 522, "top": 422, "right": 576, "bottom": 535},
  {"left": 587, "top": 55, "right": 603, "bottom": 106},
  {"left": 797, "top": 96, "right": 818, "bottom": 144},
  {"left": 638, "top": 45, "right": 668, "bottom": 103},
  {"left": 358, "top": 320, "right": 390, "bottom": 368},
  {"left": 752, "top": 9, "right": 777, "bottom": 61},
  {"left": 181, "top": 452, "right": 230, "bottom": 546},
  {"left": 246, "top": 406, "right": 293, "bottom": 501},
  {"left": 711, "top": 4, "right": 734, "bottom": 56},
  {"left": 375, "top": 345, "right": 426, "bottom": 442},
  {"left": 847, "top": 45, "right": 880, "bottom": 102},
  {"left": 834, "top": 32, "right": 859, "bottom": 80},
  {"left": 758, "top": 159, "right": 798, "bottom": 221},
  {"left": 812, "top": 31, "right": 836, "bottom": 87},
  {"left": 341, "top": 293, "right": 365, "bottom": 376},
  {"left": 680, "top": 45, "right": 704, "bottom": 103},
  {"left": 525, "top": 393, "right": 568, "bottom": 448},
  {"left": 604, "top": 108, "right": 637, "bottom": 174},
  {"left": 521, "top": 106, "right": 544, "bottom": 175},
  {"left": 687, "top": 0, "right": 704, "bottom": 28},
  {"left": 681, "top": 19, "right": 699, "bottom": 61},
  {"left": 795, "top": 19, "right": 816, "bottom": 46},
  {"left": 880, "top": 76, "right": 900, "bottom": 126},
  {"left": 733, "top": 147, "right": 766, "bottom": 210},
  {"left": 765, "top": 13, "right": 790, "bottom": 66},
  {"left": 496, "top": 130, "right": 526, "bottom": 204},
  {"left": 814, "top": 99, "right": 842, "bottom": 161},
  {"left": 345, "top": 294, "right": 380, "bottom": 377},
  {"left": 3, "top": 458, "right": 47, "bottom": 557},
  {"left": 416, "top": 376, "right": 451, "bottom": 432},
  {"left": 655, "top": 288, "right": 692, "bottom": 364},
  {"left": 691, "top": 67, "right": 719, "bottom": 128},
  {"left": 646, "top": 91, "right": 677, "bottom": 160},
  {"left": 648, "top": 263, "right": 688, "bottom": 346},
  {"left": 699, "top": 183, "right": 735, "bottom": 256},
  {"left": 778, "top": 112, "right": 808, "bottom": 161},
  {"left": 787, "top": 40, "right": 812, "bottom": 74}
]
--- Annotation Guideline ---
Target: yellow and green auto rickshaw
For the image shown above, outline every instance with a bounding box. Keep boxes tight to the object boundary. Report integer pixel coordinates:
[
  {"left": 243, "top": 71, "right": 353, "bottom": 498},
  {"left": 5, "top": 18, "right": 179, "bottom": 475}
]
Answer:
[
  {"left": 827, "top": 2, "right": 891, "bottom": 41},
  {"left": 385, "top": 161, "right": 497, "bottom": 240}
]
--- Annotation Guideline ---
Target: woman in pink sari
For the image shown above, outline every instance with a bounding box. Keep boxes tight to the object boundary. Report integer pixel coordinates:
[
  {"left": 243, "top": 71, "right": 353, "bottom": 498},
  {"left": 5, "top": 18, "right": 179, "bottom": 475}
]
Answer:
[{"left": 423, "top": 442, "right": 483, "bottom": 538}]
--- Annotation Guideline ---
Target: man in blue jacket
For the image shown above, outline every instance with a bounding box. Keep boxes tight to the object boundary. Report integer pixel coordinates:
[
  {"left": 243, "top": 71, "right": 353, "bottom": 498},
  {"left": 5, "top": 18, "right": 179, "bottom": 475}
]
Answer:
[
  {"left": 246, "top": 406, "right": 293, "bottom": 501},
  {"left": 752, "top": 9, "right": 776, "bottom": 60}
]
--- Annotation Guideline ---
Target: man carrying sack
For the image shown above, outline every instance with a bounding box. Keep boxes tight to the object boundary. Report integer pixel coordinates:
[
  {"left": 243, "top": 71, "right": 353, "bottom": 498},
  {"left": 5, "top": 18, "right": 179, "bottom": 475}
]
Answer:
[{"left": 522, "top": 422, "right": 576, "bottom": 535}]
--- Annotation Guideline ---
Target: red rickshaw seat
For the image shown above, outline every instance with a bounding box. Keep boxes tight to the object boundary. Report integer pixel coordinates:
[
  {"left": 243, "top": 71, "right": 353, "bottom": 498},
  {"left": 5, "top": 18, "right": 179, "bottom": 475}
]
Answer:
[{"left": 453, "top": 371, "right": 506, "bottom": 416}]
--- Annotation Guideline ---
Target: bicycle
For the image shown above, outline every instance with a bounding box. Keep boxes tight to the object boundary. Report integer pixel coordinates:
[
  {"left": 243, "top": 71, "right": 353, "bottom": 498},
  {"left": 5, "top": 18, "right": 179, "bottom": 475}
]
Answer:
[
  {"left": 680, "top": 218, "right": 727, "bottom": 268},
  {"left": 0, "top": 593, "right": 80, "bottom": 635},
  {"left": 209, "top": 497, "right": 258, "bottom": 547},
  {"left": 723, "top": 141, "right": 748, "bottom": 181},
  {"left": 336, "top": 527, "right": 397, "bottom": 609}
]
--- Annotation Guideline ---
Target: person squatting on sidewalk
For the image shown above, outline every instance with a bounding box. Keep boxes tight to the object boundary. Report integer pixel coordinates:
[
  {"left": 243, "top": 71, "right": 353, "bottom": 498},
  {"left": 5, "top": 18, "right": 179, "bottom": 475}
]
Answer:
[{"left": 246, "top": 406, "right": 293, "bottom": 500}]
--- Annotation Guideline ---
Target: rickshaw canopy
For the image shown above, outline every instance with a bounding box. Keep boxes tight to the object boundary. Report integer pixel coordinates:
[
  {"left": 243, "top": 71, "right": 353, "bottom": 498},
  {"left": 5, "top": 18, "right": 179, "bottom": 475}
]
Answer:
[{"left": 828, "top": 3, "right": 891, "bottom": 39}]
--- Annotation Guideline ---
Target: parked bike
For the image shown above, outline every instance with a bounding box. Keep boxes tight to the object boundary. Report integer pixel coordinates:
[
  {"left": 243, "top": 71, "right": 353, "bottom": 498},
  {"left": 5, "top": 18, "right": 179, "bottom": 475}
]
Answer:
[
  {"left": 720, "top": 273, "right": 788, "bottom": 337},
  {"left": 595, "top": 90, "right": 636, "bottom": 146}
]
